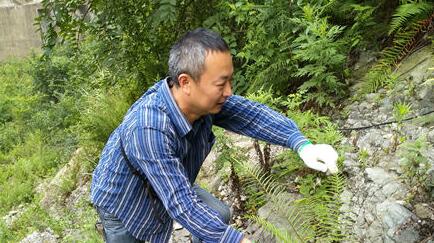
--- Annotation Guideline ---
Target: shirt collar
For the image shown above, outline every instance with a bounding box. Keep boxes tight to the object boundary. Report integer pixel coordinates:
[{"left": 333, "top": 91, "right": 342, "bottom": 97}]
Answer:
[{"left": 159, "top": 77, "right": 192, "bottom": 137}]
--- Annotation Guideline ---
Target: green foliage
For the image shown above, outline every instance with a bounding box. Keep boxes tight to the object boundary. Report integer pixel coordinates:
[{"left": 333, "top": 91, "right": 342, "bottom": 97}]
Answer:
[
  {"left": 230, "top": 0, "right": 351, "bottom": 107},
  {"left": 5, "top": 203, "right": 65, "bottom": 241},
  {"left": 247, "top": 87, "right": 284, "bottom": 111},
  {"left": 357, "top": 148, "right": 370, "bottom": 168},
  {"left": 235, "top": 158, "right": 285, "bottom": 212},
  {"left": 240, "top": 157, "right": 348, "bottom": 242},
  {"left": 0, "top": 59, "right": 39, "bottom": 153},
  {"left": 398, "top": 136, "right": 432, "bottom": 193},
  {"left": 32, "top": 52, "right": 71, "bottom": 101},
  {"left": 80, "top": 86, "right": 133, "bottom": 146},
  {"left": 312, "top": 173, "right": 348, "bottom": 241},
  {"left": 291, "top": 4, "right": 347, "bottom": 107},
  {"left": 342, "top": 3, "right": 378, "bottom": 49},
  {"left": 273, "top": 150, "right": 305, "bottom": 179},
  {"left": 360, "top": 0, "right": 433, "bottom": 94},
  {"left": 361, "top": 68, "right": 398, "bottom": 93},
  {"left": 0, "top": 131, "right": 60, "bottom": 215},
  {"left": 36, "top": 0, "right": 221, "bottom": 90},
  {"left": 389, "top": 1, "right": 434, "bottom": 35},
  {"left": 393, "top": 101, "right": 412, "bottom": 123},
  {"left": 213, "top": 127, "right": 248, "bottom": 180}
]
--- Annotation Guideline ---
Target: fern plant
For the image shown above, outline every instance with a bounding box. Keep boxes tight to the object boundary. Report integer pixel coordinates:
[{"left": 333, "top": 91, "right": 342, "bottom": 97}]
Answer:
[
  {"left": 389, "top": 1, "right": 434, "bottom": 35},
  {"left": 361, "top": 1, "right": 434, "bottom": 93},
  {"left": 236, "top": 157, "right": 348, "bottom": 242}
]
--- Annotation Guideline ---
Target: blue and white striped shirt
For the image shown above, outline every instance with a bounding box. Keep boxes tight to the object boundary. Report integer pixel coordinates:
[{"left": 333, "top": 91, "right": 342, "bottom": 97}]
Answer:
[{"left": 90, "top": 78, "right": 308, "bottom": 242}]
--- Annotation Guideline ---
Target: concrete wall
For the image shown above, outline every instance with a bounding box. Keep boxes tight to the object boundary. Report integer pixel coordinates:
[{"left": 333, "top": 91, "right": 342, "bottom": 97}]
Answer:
[{"left": 0, "top": 1, "right": 42, "bottom": 61}]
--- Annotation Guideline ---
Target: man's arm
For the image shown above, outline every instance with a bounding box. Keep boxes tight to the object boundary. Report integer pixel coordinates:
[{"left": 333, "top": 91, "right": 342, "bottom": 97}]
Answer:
[
  {"left": 124, "top": 126, "right": 244, "bottom": 242},
  {"left": 214, "top": 95, "right": 309, "bottom": 152},
  {"left": 214, "top": 95, "right": 338, "bottom": 173}
]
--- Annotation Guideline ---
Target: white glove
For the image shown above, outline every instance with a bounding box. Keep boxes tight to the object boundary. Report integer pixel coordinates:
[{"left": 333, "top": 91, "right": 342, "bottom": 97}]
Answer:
[{"left": 298, "top": 143, "right": 339, "bottom": 174}]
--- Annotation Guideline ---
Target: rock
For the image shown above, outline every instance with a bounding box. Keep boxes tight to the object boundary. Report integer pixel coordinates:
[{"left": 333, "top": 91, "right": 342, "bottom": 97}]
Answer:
[
  {"left": 343, "top": 159, "right": 360, "bottom": 176},
  {"left": 356, "top": 130, "right": 384, "bottom": 151},
  {"left": 170, "top": 222, "right": 191, "bottom": 243},
  {"left": 2, "top": 204, "right": 25, "bottom": 227},
  {"left": 429, "top": 130, "right": 434, "bottom": 144},
  {"left": 396, "top": 46, "right": 433, "bottom": 84},
  {"left": 0, "top": 1, "right": 43, "bottom": 61},
  {"left": 365, "top": 167, "right": 394, "bottom": 186},
  {"left": 173, "top": 222, "right": 183, "bottom": 230},
  {"left": 381, "top": 181, "right": 407, "bottom": 199},
  {"left": 414, "top": 204, "right": 434, "bottom": 220},
  {"left": 427, "top": 169, "right": 434, "bottom": 198},
  {"left": 376, "top": 201, "right": 421, "bottom": 243},
  {"left": 20, "top": 229, "right": 58, "bottom": 243},
  {"left": 36, "top": 148, "right": 84, "bottom": 219},
  {"left": 65, "top": 181, "right": 91, "bottom": 210},
  {"left": 417, "top": 79, "right": 433, "bottom": 102}
]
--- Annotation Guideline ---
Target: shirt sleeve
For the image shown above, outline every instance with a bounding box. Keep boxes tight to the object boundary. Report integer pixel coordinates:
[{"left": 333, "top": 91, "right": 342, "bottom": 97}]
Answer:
[
  {"left": 125, "top": 126, "right": 244, "bottom": 243},
  {"left": 213, "top": 95, "right": 309, "bottom": 152}
]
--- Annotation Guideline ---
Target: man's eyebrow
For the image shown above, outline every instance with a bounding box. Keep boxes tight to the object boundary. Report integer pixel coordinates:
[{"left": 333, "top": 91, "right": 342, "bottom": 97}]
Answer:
[{"left": 220, "top": 74, "right": 233, "bottom": 81}]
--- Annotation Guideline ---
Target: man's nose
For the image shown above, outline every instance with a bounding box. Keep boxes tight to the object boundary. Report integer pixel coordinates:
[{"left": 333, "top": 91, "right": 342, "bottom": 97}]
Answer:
[{"left": 223, "top": 81, "right": 232, "bottom": 97}]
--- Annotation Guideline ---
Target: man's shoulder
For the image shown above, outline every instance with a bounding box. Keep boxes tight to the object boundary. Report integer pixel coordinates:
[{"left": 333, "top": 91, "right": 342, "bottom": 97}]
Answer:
[{"left": 125, "top": 97, "right": 174, "bottom": 135}]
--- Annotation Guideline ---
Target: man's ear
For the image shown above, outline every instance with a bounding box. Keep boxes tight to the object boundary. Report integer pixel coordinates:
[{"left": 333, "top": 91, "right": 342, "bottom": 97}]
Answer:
[{"left": 178, "top": 73, "right": 192, "bottom": 95}]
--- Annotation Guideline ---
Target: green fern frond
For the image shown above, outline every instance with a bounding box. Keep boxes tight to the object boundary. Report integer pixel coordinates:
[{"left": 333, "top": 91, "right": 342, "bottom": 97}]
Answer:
[
  {"left": 234, "top": 158, "right": 285, "bottom": 197},
  {"left": 249, "top": 196, "right": 318, "bottom": 242},
  {"left": 238, "top": 153, "right": 349, "bottom": 242},
  {"left": 249, "top": 215, "right": 298, "bottom": 243},
  {"left": 389, "top": 2, "right": 434, "bottom": 35},
  {"left": 361, "top": 12, "right": 432, "bottom": 94},
  {"left": 314, "top": 173, "right": 349, "bottom": 241}
]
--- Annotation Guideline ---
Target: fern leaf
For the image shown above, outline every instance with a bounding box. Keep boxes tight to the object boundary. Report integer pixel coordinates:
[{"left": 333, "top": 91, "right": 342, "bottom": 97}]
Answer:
[{"left": 388, "top": 2, "right": 434, "bottom": 35}]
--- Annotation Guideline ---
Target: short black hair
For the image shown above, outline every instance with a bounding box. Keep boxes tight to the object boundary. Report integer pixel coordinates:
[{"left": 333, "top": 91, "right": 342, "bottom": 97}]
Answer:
[{"left": 168, "top": 28, "right": 230, "bottom": 85}]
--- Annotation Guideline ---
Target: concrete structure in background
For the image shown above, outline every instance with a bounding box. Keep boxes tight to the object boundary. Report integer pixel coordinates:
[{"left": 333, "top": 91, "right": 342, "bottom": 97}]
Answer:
[{"left": 0, "top": 0, "right": 42, "bottom": 61}]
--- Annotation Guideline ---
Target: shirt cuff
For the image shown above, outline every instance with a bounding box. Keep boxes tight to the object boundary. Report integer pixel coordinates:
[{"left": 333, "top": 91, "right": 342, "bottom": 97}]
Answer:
[
  {"left": 219, "top": 226, "right": 244, "bottom": 243},
  {"left": 288, "top": 134, "right": 310, "bottom": 153}
]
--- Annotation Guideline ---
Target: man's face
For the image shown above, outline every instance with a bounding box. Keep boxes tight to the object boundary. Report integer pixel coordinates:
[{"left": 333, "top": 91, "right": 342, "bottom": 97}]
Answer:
[{"left": 189, "top": 51, "right": 233, "bottom": 116}]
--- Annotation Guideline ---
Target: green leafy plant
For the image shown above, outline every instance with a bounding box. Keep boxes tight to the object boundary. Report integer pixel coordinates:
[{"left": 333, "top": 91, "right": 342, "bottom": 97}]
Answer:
[
  {"left": 213, "top": 127, "right": 248, "bottom": 214},
  {"left": 291, "top": 4, "right": 347, "bottom": 108},
  {"left": 389, "top": 1, "right": 434, "bottom": 35},
  {"left": 357, "top": 148, "right": 370, "bottom": 169},
  {"left": 237, "top": 158, "right": 348, "bottom": 242},
  {"left": 360, "top": 1, "right": 434, "bottom": 94},
  {"left": 393, "top": 101, "right": 412, "bottom": 123},
  {"left": 398, "top": 135, "right": 432, "bottom": 199},
  {"left": 247, "top": 88, "right": 286, "bottom": 173}
]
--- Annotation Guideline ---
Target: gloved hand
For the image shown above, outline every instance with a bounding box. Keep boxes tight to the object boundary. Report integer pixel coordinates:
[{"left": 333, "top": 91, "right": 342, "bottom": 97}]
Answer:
[{"left": 298, "top": 142, "right": 339, "bottom": 174}]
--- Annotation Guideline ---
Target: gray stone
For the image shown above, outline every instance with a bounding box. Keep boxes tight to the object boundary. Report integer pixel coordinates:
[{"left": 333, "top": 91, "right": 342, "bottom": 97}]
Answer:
[
  {"left": 365, "top": 167, "right": 394, "bottom": 186},
  {"left": 426, "top": 128, "right": 434, "bottom": 143},
  {"left": 381, "top": 181, "right": 407, "bottom": 199},
  {"left": 414, "top": 203, "right": 434, "bottom": 220},
  {"left": 356, "top": 130, "right": 385, "bottom": 151},
  {"left": 376, "top": 201, "right": 421, "bottom": 243},
  {"left": 2, "top": 204, "right": 25, "bottom": 227},
  {"left": 343, "top": 159, "right": 360, "bottom": 176},
  {"left": 417, "top": 80, "right": 433, "bottom": 101},
  {"left": 20, "top": 229, "right": 57, "bottom": 243},
  {"left": 428, "top": 169, "right": 434, "bottom": 198},
  {"left": 396, "top": 46, "right": 433, "bottom": 84}
]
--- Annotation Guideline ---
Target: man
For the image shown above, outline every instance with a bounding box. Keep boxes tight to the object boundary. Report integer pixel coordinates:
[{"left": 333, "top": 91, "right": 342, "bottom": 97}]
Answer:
[{"left": 90, "top": 28, "right": 338, "bottom": 243}]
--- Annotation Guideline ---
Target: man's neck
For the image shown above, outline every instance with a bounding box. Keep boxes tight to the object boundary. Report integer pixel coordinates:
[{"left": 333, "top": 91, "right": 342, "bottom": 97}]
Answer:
[{"left": 170, "top": 85, "right": 199, "bottom": 124}]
